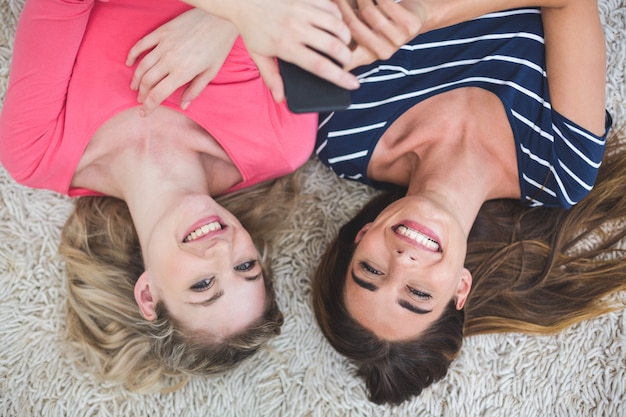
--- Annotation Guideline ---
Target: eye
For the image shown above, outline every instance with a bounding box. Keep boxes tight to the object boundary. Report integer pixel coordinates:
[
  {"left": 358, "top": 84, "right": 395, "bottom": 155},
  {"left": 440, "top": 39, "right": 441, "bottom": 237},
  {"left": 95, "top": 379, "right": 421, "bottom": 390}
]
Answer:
[
  {"left": 408, "top": 286, "right": 431, "bottom": 300},
  {"left": 190, "top": 277, "right": 214, "bottom": 291},
  {"left": 234, "top": 260, "right": 257, "bottom": 272},
  {"left": 359, "top": 261, "right": 383, "bottom": 275}
]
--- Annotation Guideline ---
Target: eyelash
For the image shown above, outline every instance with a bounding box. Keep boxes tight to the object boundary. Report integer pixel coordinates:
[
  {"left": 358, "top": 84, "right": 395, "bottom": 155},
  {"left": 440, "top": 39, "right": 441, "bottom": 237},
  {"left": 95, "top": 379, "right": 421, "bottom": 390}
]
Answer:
[
  {"left": 408, "top": 286, "right": 431, "bottom": 300},
  {"left": 234, "top": 260, "right": 257, "bottom": 272},
  {"left": 359, "top": 261, "right": 383, "bottom": 275},
  {"left": 191, "top": 260, "right": 258, "bottom": 291},
  {"left": 191, "top": 278, "right": 214, "bottom": 291}
]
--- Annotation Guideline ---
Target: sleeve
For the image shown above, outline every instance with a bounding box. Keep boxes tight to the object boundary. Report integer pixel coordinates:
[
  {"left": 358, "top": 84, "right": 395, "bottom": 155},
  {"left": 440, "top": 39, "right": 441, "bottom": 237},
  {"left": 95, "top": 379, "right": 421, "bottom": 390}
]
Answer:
[{"left": 0, "top": 0, "right": 94, "bottom": 186}]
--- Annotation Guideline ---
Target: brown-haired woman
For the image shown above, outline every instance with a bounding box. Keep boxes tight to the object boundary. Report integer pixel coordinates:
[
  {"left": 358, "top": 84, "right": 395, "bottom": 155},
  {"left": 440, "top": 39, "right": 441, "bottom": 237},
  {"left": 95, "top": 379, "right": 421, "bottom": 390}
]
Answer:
[{"left": 313, "top": 0, "right": 626, "bottom": 405}]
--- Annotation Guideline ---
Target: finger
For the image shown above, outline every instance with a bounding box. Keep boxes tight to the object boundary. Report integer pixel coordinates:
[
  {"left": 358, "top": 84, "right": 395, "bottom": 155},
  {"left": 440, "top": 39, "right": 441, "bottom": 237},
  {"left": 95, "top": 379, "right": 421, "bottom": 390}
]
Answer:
[
  {"left": 359, "top": 0, "right": 407, "bottom": 47},
  {"left": 136, "top": 61, "right": 169, "bottom": 104},
  {"left": 310, "top": 0, "right": 343, "bottom": 20},
  {"left": 349, "top": 44, "right": 377, "bottom": 69},
  {"left": 126, "top": 33, "right": 159, "bottom": 68},
  {"left": 180, "top": 70, "right": 216, "bottom": 110},
  {"left": 308, "top": 3, "right": 353, "bottom": 46},
  {"left": 253, "top": 55, "right": 286, "bottom": 103},
  {"left": 343, "top": 2, "right": 396, "bottom": 61},
  {"left": 138, "top": 70, "right": 182, "bottom": 116},
  {"left": 283, "top": 47, "right": 360, "bottom": 91},
  {"left": 366, "top": 0, "right": 420, "bottom": 46},
  {"left": 130, "top": 50, "right": 161, "bottom": 92},
  {"left": 301, "top": 29, "right": 354, "bottom": 69}
]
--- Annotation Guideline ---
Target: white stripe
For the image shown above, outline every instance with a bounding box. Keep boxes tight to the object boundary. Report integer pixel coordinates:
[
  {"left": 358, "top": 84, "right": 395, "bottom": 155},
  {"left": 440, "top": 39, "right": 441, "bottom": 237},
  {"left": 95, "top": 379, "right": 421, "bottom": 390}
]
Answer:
[
  {"left": 519, "top": 144, "right": 551, "bottom": 167},
  {"left": 522, "top": 173, "right": 557, "bottom": 197},
  {"left": 477, "top": 9, "right": 541, "bottom": 20},
  {"left": 315, "top": 139, "right": 327, "bottom": 155},
  {"left": 548, "top": 165, "right": 577, "bottom": 206},
  {"left": 399, "top": 32, "right": 543, "bottom": 52},
  {"left": 524, "top": 196, "right": 545, "bottom": 207},
  {"left": 522, "top": 155, "right": 578, "bottom": 206},
  {"left": 359, "top": 55, "right": 545, "bottom": 84},
  {"left": 512, "top": 110, "right": 554, "bottom": 142},
  {"left": 328, "top": 150, "right": 369, "bottom": 164},
  {"left": 553, "top": 125, "right": 602, "bottom": 168},
  {"left": 347, "top": 173, "right": 364, "bottom": 180},
  {"left": 557, "top": 159, "right": 595, "bottom": 191},
  {"left": 327, "top": 121, "right": 387, "bottom": 138},
  {"left": 564, "top": 122, "right": 606, "bottom": 146},
  {"left": 318, "top": 112, "right": 334, "bottom": 130},
  {"left": 349, "top": 76, "right": 550, "bottom": 110}
]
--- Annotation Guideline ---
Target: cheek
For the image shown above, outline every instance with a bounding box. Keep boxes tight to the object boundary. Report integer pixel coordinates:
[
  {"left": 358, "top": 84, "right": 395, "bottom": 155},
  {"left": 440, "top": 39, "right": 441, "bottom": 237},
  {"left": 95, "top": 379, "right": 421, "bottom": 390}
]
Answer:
[
  {"left": 239, "top": 281, "right": 267, "bottom": 316},
  {"left": 344, "top": 281, "right": 373, "bottom": 319}
]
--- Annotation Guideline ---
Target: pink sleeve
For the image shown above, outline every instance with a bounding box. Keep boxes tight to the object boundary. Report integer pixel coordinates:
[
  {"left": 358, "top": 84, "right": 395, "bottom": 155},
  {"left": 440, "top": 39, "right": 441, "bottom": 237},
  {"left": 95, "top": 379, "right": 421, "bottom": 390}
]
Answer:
[{"left": 0, "top": 0, "right": 94, "bottom": 186}]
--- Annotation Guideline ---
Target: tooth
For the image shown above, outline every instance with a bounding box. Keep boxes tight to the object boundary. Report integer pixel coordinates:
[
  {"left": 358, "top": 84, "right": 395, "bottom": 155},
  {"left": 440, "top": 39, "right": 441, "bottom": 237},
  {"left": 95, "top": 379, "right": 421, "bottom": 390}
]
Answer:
[
  {"left": 397, "top": 225, "right": 439, "bottom": 250},
  {"left": 201, "top": 224, "right": 210, "bottom": 234}
]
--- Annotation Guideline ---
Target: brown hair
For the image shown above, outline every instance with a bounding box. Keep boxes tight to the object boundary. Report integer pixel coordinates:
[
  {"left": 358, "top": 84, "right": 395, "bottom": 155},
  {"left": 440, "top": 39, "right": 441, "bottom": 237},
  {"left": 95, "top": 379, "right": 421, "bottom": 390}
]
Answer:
[
  {"left": 312, "top": 136, "right": 626, "bottom": 405},
  {"left": 60, "top": 177, "right": 297, "bottom": 392}
]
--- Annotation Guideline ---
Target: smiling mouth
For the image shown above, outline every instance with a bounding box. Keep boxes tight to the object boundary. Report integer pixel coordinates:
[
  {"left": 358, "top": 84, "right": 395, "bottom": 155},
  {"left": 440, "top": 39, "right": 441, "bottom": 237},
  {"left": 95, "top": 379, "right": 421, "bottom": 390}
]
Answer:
[
  {"left": 394, "top": 224, "right": 441, "bottom": 252},
  {"left": 183, "top": 221, "right": 223, "bottom": 243}
]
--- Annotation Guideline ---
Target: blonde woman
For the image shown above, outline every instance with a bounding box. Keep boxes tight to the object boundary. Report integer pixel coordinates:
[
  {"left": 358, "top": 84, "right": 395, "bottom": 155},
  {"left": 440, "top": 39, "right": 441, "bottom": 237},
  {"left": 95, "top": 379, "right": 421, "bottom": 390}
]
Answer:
[{"left": 0, "top": 0, "right": 338, "bottom": 390}]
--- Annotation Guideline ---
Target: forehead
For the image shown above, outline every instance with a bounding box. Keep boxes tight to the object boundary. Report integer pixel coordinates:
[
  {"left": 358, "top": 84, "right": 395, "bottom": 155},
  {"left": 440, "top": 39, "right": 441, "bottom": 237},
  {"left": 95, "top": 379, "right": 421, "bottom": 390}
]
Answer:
[
  {"left": 344, "top": 284, "right": 439, "bottom": 341},
  {"left": 165, "top": 276, "right": 268, "bottom": 336}
]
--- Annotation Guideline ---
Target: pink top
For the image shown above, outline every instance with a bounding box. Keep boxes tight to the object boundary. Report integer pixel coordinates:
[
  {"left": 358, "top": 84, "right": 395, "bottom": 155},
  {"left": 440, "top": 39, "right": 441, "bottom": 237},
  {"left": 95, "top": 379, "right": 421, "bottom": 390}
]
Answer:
[{"left": 0, "top": 0, "right": 317, "bottom": 197}]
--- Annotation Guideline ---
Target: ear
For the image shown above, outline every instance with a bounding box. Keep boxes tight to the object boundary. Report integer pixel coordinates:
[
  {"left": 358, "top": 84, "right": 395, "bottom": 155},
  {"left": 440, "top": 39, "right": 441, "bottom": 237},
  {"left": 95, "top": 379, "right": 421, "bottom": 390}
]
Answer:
[
  {"left": 454, "top": 268, "right": 473, "bottom": 310},
  {"left": 354, "top": 222, "right": 374, "bottom": 244},
  {"left": 134, "top": 271, "right": 158, "bottom": 321}
]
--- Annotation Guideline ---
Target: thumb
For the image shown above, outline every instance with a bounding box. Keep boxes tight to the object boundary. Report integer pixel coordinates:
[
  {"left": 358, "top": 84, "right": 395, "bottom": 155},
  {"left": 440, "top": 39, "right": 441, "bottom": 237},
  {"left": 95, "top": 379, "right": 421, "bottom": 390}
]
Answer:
[{"left": 251, "top": 53, "right": 285, "bottom": 103}]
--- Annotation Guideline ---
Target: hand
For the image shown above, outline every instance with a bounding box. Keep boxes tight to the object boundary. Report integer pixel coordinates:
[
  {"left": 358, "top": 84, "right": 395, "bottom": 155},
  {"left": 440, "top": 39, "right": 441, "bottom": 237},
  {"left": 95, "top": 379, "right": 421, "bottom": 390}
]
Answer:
[
  {"left": 126, "top": 9, "right": 238, "bottom": 116},
  {"left": 226, "top": 0, "right": 361, "bottom": 100},
  {"left": 337, "top": 0, "right": 426, "bottom": 68}
]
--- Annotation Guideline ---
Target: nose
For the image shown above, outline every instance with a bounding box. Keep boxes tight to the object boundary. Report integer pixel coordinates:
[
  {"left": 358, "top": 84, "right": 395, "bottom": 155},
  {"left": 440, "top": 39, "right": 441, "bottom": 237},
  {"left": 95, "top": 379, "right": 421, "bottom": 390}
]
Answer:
[
  {"left": 394, "top": 247, "right": 417, "bottom": 262},
  {"left": 203, "top": 238, "right": 231, "bottom": 258}
]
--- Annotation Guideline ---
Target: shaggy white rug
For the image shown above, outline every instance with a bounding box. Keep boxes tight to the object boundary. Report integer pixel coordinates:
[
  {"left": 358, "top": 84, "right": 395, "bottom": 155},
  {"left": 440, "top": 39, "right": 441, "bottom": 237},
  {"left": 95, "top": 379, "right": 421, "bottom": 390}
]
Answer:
[{"left": 1, "top": 1, "right": 625, "bottom": 416}]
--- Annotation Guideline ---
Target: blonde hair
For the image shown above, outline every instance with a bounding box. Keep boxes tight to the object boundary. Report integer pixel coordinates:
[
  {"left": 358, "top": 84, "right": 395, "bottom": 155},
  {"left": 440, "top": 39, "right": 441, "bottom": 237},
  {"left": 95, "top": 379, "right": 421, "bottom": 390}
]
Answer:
[{"left": 60, "top": 176, "right": 299, "bottom": 392}]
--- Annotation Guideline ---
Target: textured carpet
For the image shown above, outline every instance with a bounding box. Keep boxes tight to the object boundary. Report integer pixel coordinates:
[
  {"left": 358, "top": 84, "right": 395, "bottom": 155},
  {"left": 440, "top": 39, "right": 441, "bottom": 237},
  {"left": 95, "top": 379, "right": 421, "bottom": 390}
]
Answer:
[{"left": 1, "top": 0, "right": 625, "bottom": 416}]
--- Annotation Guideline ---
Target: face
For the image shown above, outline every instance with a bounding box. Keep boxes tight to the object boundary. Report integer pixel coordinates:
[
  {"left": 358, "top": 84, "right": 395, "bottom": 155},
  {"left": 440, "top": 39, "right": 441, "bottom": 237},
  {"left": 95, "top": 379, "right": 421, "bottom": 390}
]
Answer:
[
  {"left": 344, "top": 195, "right": 472, "bottom": 341},
  {"left": 134, "top": 194, "right": 266, "bottom": 340}
]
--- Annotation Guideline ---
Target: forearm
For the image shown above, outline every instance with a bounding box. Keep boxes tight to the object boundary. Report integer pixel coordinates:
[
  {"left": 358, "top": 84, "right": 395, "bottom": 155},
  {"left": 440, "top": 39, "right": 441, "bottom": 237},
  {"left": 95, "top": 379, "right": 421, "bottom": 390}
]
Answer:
[
  {"left": 415, "top": 0, "right": 567, "bottom": 33},
  {"left": 421, "top": 0, "right": 606, "bottom": 132},
  {"left": 542, "top": 0, "right": 606, "bottom": 134},
  {"left": 0, "top": 0, "right": 94, "bottom": 175},
  {"left": 421, "top": 0, "right": 607, "bottom": 134},
  {"left": 178, "top": 0, "right": 260, "bottom": 28},
  {"left": 179, "top": 0, "right": 359, "bottom": 93}
]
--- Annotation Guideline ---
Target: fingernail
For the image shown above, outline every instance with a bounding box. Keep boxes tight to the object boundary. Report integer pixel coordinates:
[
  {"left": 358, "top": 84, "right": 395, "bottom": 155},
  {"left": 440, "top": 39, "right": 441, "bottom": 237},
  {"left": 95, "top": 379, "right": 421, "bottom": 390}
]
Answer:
[{"left": 181, "top": 101, "right": 190, "bottom": 110}]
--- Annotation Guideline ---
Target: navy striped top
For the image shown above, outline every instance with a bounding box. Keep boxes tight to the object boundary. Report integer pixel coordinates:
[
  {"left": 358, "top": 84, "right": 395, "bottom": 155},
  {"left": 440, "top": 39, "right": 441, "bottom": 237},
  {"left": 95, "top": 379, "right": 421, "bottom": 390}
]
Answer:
[{"left": 316, "top": 8, "right": 612, "bottom": 209}]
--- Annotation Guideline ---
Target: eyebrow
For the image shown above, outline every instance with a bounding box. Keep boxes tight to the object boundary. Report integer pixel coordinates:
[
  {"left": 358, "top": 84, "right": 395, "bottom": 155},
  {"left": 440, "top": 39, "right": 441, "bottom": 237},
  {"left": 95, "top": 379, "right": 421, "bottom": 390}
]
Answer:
[
  {"left": 351, "top": 269, "right": 433, "bottom": 315},
  {"left": 398, "top": 300, "right": 432, "bottom": 315},
  {"left": 245, "top": 273, "right": 262, "bottom": 282},
  {"left": 351, "top": 270, "right": 378, "bottom": 291},
  {"left": 189, "top": 290, "right": 224, "bottom": 307}
]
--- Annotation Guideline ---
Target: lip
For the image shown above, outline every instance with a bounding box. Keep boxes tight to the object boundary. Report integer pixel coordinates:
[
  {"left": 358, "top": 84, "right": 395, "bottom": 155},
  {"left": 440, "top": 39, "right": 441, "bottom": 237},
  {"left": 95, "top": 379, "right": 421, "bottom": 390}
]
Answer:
[
  {"left": 182, "top": 216, "right": 226, "bottom": 243},
  {"left": 392, "top": 220, "right": 442, "bottom": 252}
]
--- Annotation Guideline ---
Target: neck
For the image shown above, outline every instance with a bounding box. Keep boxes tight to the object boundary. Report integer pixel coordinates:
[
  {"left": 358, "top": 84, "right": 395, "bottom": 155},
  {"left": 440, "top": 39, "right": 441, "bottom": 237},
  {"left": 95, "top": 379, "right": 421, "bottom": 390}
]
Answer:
[
  {"left": 74, "top": 107, "right": 242, "bottom": 244},
  {"left": 381, "top": 88, "right": 521, "bottom": 236},
  {"left": 405, "top": 143, "right": 495, "bottom": 237},
  {"left": 114, "top": 139, "right": 213, "bottom": 245}
]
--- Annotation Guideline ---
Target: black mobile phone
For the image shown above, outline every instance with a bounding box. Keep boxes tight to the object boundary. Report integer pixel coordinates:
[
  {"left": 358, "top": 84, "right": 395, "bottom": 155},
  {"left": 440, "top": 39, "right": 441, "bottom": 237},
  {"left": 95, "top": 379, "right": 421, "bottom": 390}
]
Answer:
[{"left": 278, "top": 59, "right": 352, "bottom": 114}]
